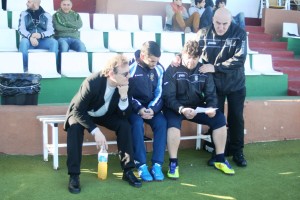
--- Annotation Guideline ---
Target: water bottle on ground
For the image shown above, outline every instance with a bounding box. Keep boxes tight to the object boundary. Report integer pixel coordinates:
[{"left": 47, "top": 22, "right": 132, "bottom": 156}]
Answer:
[{"left": 98, "top": 146, "right": 108, "bottom": 180}]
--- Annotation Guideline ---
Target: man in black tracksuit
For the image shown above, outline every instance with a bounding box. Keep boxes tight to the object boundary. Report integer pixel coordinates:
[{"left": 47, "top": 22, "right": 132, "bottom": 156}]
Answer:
[{"left": 198, "top": 8, "right": 247, "bottom": 167}]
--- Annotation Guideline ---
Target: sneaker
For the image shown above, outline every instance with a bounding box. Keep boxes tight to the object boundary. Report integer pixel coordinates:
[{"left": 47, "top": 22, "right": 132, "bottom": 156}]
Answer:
[
  {"left": 167, "top": 162, "right": 179, "bottom": 180},
  {"left": 138, "top": 164, "right": 153, "bottom": 182},
  {"left": 214, "top": 160, "right": 235, "bottom": 175},
  {"left": 151, "top": 163, "right": 164, "bottom": 181},
  {"left": 233, "top": 153, "right": 247, "bottom": 167}
]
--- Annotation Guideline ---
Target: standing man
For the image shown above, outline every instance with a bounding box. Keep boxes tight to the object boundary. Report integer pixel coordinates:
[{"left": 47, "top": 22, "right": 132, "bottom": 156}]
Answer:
[
  {"left": 198, "top": 8, "right": 247, "bottom": 167},
  {"left": 64, "top": 54, "right": 142, "bottom": 194},
  {"left": 52, "top": 0, "right": 86, "bottom": 52},
  {"left": 18, "top": 0, "right": 58, "bottom": 72},
  {"left": 163, "top": 40, "right": 235, "bottom": 180},
  {"left": 129, "top": 41, "right": 167, "bottom": 182}
]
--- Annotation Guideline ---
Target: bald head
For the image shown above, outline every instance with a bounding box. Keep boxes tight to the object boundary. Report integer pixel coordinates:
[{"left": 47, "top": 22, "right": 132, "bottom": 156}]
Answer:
[
  {"left": 213, "top": 8, "right": 232, "bottom": 36},
  {"left": 27, "top": 0, "right": 41, "bottom": 10}
]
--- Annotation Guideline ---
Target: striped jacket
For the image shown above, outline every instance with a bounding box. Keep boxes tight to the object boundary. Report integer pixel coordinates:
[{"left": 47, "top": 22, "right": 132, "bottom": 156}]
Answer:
[{"left": 129, "top": 61, "right": 164, "bottom": 114}]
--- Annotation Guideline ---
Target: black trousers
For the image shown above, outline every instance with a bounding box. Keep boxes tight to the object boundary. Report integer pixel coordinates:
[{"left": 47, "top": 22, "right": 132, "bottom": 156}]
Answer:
[
  {"left": 217, "top": 87, "right": 246, "bottom": 155},
  {"left": 66, "top": 114, "right": 135, "bottom": 175}
]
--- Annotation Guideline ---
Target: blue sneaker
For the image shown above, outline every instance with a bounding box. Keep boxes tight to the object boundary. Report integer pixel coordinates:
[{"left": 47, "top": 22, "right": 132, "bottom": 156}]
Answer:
[
  {"left": 151, "top": 163, "right": 164, "bottom": 181},
  {"left": 138, "top": 164, "right": 153, "bottom": 182}
]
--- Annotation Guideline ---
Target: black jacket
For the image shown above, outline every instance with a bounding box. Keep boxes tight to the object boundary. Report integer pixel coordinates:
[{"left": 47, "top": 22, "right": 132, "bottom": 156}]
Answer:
[
  {"left": 198, "top": 23, "right": 247, "bottom": 95},
  {"left": 163, "top": 63, "right": 217, "bottom": 113},
  {"left": 64, "top": 72, "right": 132, "bottom": 132}
]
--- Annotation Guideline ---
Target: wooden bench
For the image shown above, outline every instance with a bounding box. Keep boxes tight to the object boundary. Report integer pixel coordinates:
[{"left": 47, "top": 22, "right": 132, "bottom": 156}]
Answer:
[{"left": 37, "top": 115, "right": 211, "bottom": 170}]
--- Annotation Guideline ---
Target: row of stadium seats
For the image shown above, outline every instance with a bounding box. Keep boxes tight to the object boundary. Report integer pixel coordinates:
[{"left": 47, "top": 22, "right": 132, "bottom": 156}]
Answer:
[{"left": 0, "top": 51, "right": 177, "bottom": 78}]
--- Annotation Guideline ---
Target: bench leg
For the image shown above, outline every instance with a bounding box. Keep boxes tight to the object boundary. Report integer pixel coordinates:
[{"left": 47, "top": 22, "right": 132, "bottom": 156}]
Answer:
[
  {"left": 51, "top": 123, "right": 59, "bottom": 170},
  {"left": 43, "top": 121, "right": 49, "bottom": 161},
  {"left": 196, "top": 124, "right": 202, "bottom": 150}
]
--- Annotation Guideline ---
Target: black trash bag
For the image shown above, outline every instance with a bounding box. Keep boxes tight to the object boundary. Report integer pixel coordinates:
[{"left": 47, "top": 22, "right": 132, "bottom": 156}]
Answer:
[
  {"left": 0, "top": 73, "right": 42, "bottom": 96},
  {"left": 0, "top": 73, "right": 42, "bottom": 105}
]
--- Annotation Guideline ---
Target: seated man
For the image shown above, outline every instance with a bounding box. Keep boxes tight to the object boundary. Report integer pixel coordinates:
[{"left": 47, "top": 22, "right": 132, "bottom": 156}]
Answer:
[
  {"left": 64, "top": 54, "right": 142, "bottom": 194},
  {"left": 53, "top": 0, "right": 86, "bottom": 53},
  {"left": 18, "top": 0, "right": 58, "bottom": 72},
  {"left": 129, "top": 41, "right": 167, "bottom": 182},
  {"left": 165, "top": 0, "right": 200, "bottom": 33},
  {"left": 189, "top": 0, "right": 214, "bottom": 29},
  {"left": 214, "top": 0, "right": 245, "bottom": 29},
  {"left": 162, "top": 40, "right": 235, "bottom": 180}
]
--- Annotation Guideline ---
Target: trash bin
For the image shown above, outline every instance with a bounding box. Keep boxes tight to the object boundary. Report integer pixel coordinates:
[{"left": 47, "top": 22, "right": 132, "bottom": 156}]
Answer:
[{"left": 0, "top": 73, "right": 42, "bottom": 105}]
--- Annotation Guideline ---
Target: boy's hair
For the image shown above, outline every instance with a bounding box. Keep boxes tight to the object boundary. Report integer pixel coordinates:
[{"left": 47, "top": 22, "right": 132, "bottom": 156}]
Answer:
[
  {"left": 215, "top": 0, "right": 227, "bottom": 7},
  {"left": 182, "top": 40, "right": 202, "bottom": 58},
  {"left": 140, "top": 41, "right": 161, "bottom": 58}
]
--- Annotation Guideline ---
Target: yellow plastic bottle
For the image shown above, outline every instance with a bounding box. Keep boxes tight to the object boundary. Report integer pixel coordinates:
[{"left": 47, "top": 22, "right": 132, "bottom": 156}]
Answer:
[{"left": 98, "top": 146, "right": 108, "bottom": 180}]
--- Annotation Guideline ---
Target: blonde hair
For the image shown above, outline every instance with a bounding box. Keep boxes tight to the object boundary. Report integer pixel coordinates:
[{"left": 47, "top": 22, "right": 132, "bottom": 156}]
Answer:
[{"left": 101, "top": 54, "right": 129, "bottom": 77}]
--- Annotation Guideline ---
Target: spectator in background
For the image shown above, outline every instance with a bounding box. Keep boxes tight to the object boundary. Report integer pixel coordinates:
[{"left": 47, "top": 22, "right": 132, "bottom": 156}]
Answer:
[
  {"left": 214, "top": 0, "right": 245, "bottom": 29},
  {"left": 165, "top": 0, "right": 200, "bottom": 33},
  {"left": 18, "top": 0, "right": 58, "bottom": 72},
  {"left": 198, "top": 8, "right": 247, "bottom": 167},
  {"left": 163, "top": 40, "right": 235, "bottom": 180},
  {"left": 129, "top": 41, "right": 167, "bottom": 182},
  {"left": 189, "top": 0, "right": 214, "bottom": 29},
  {"left": 205, "top": 0, "right": 215, "bottom": 8},
  {"left": 53, "top": 0, "right": 86, "bottom": 73},
  {"left": 53, "top": 0, "right": 86, "bottom": 53}
]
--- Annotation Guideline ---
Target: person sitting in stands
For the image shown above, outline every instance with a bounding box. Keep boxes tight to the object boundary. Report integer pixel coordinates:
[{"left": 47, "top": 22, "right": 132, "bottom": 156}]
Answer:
[
  {"left": 214, "top": 0, "right": 245, "bottom": 29},
  {"left": 189, "top": 0, "right": 214, "bottom": 29},
  {"left": 18, "top": 0, "right": 58, "bottom": 72},
  {"left": 53, "top": 0, "right": 86, "bottom": 53},
  {"left": 165, "top": 0, "right": 200, "bottom": 33}
]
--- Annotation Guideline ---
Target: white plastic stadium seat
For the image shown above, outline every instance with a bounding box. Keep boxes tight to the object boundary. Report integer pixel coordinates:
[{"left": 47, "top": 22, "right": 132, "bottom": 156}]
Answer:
[
  {"left": 0, "top": 10, "right": 9, "bottom": 29},
  {"left": 11, "top": 10, "right": 21, "bottom": 30},
  {"left": 184, "top": 32, "right": 197, "bottom": 43},
  {"left": 108, "top": 31, "right": 135, "bottom": 52},
  {"left": 244, "top": 54, "right": 261, "bottom": 75},
  {"left": 28, "top": 52, "right": 61, "bottom": 78},
  {"left": 93, "top": 13, "right": 116, "bottom": 32},
  {"left": 80, "top": 30, "right": 109, "bottom": 52},
  {"left": 117, "top": 14, "right": 140, "bottom": 32},
  {"left": 142, "top": 15, "right": 163, "bottom": 33},
  {"left": 61, "top": 52, "right": 91, "bottom": 77},
  {"left": 7, "top": 0, "right": 27, "bottom": 11},
  {"left": 92, "top": 52, "right": 117, "bottom": 73},
  {"left": 160, "top": 32, "right": 183, "bottom": 53},
  {"left": 159, "top": 52, "right": 175, "bottom": 70},
  {"left": 0, "top": 29, "right": 18, "bottom": 51},
  {"left": 0, "top": 52, "right": 24, "bottom": 73},
  {"left": 40, "top": 0, "right": 54, "bottom": 14},
  {"left": 252, "top": 54, "right": 283, "bottom": 75},
  {"left": 246, "top": 32, "right": 259, "bottom": 55},
  {"left": 78, "top": 12, "right": 91, "bottom": 30},
  {"left": 133, "top": 31, "right": 156, "bottom": 50}
]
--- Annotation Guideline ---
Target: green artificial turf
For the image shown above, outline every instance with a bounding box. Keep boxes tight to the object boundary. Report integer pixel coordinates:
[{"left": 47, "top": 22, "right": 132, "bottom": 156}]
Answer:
[{"left": 1, "top": 140, "right": 300, "bottom": 200}]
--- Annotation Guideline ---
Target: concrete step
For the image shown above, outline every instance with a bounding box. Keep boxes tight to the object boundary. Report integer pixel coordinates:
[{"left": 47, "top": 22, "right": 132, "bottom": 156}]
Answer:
[
  {"left": 275, "top": 67, "right": 300, "bottom": 78},
  {"left": 288, "top": 79, "right": 300, "bottom": 96},
  {"left": 272, "top": 57, "right": 300, "bottom": 68},
  {"left": 252, "top": 49, "right": 295, "bottom": 58},
  {"left": 249, "top": 41, "right": 287, "bottom": 50},
  {"left": 248, "top": 32, "right": 273, "bottom": 41},
  {"left": 246, "top": 25, "right": 264, "bottom": 33}
]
